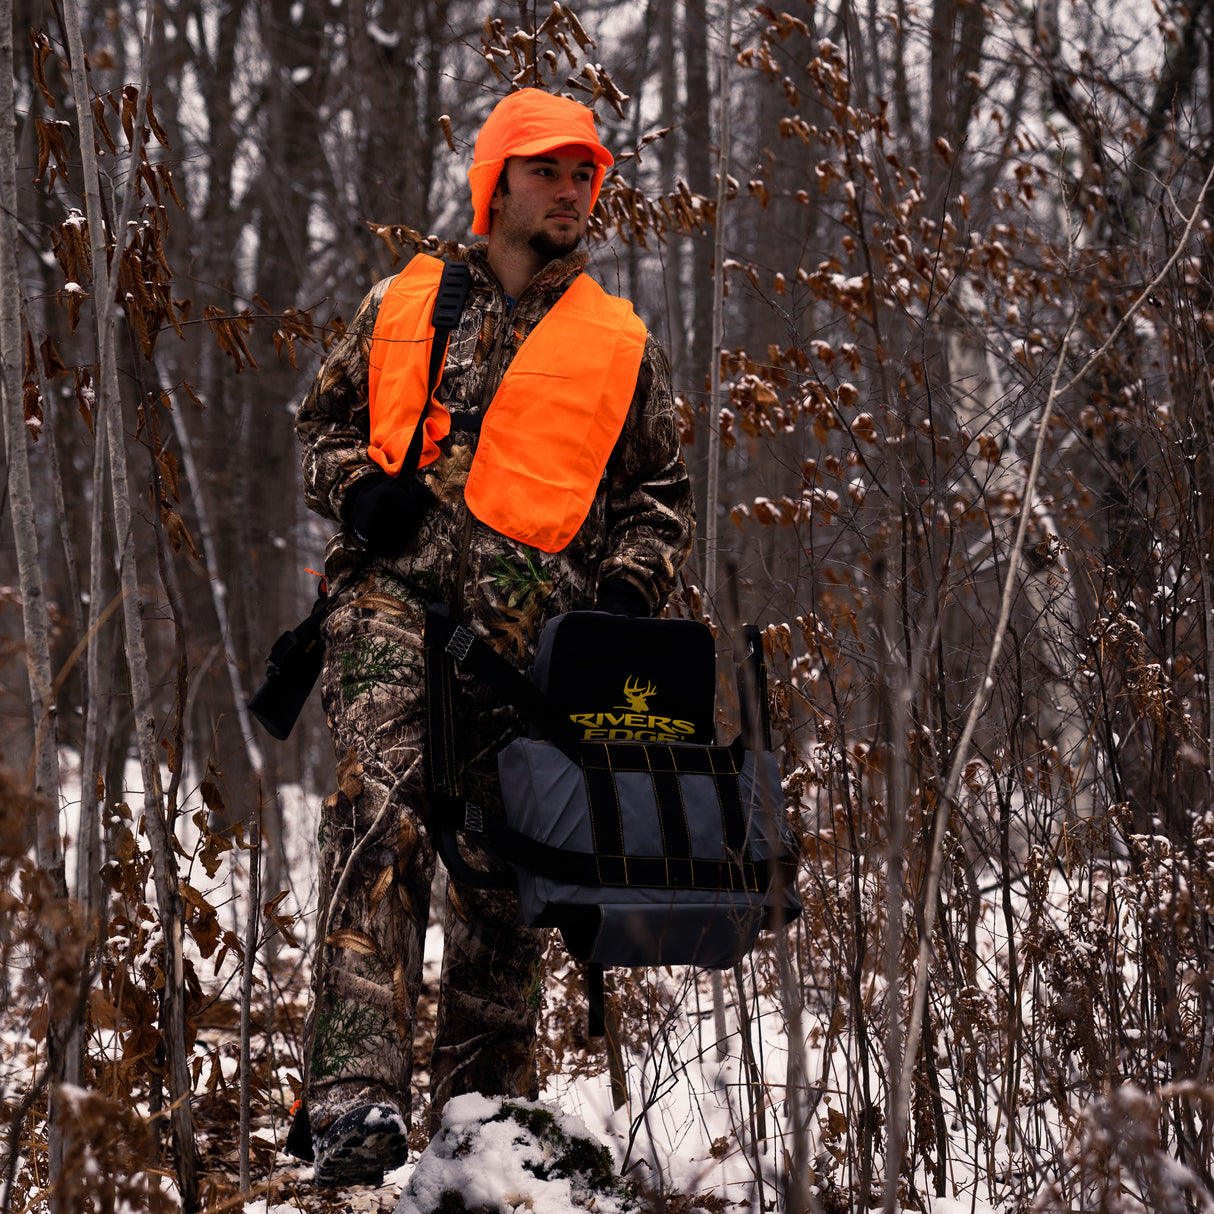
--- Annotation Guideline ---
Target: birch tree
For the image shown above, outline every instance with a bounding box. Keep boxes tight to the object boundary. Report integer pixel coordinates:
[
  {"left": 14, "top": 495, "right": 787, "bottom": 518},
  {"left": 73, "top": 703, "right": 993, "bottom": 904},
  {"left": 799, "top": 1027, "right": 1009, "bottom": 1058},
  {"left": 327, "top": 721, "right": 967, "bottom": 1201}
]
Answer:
[
  {"left": 59, "top": 2, "right": 201, "bottom": 1203},
  {"left": 0, "top": 0, "right": 65, "bottom": 894}
]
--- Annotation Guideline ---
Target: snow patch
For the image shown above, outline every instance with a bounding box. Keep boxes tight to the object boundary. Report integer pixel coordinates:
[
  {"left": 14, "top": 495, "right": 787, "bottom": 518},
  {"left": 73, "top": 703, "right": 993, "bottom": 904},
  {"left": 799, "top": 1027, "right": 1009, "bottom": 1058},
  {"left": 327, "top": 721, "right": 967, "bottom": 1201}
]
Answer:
[{"left": 394, "top": 1094, "right": 637, "bottom": 1214}]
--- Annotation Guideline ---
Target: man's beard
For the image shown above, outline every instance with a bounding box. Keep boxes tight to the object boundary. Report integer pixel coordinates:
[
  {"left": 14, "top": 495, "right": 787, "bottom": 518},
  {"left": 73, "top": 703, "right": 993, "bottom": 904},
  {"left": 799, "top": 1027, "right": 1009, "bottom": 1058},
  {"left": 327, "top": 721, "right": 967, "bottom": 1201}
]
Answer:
[{"left": 528, "top": 228, "right": 582, "bottom": 261}]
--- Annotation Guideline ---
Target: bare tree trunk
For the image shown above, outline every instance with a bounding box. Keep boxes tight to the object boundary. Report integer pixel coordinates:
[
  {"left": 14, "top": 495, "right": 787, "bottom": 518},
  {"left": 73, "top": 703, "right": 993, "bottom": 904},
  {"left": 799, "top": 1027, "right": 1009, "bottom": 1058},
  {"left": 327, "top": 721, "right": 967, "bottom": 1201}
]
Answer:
[
  {"left": 684, "top": 0, "right": 714, "bottom": 391},
  {"left": 0, "top": 7, "right": 73, "bottom": 1204},
  {"left": 683, "top": 0, "right": 717, "bottom": 558},
  {"left": 239, "top": 816, "right": 261, "bottom": 1193},
  {"left": 925, "top": 0, "right": 987, "bottom": 209},
  {"left": 657, "top": 1, "right": 688, "bottom": 382},
  {"left": 703, "top": 9, "right": 731, "bottom": 624},
  {"left": 164, "top": 372, "right": 268, "bottom": 783},
  {"left": 60, "top": 2, "right": 200, "bottom": 1205},
  {"left": 702, "top": 0, "right": 734, "bottom": 1060},
  {"left": 0, "top": 0, "right": 65, "bottom": 894},
  {"left": 623, "top": 5, "right": 655, "bottom": 302},
  {"left": 877, "top": 435, "right": 914, "bottom": 1214}
]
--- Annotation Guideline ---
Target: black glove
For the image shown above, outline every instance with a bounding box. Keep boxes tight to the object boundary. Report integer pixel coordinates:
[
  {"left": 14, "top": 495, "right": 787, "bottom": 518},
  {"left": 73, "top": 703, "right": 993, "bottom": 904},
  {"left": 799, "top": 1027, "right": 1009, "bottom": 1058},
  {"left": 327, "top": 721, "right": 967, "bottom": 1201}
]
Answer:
[
  {"left": 343, "top": 472, "right": 435, "bottom": 557},
  {"left": 594, "top": 577, "right": 650, "bottom": 617}
]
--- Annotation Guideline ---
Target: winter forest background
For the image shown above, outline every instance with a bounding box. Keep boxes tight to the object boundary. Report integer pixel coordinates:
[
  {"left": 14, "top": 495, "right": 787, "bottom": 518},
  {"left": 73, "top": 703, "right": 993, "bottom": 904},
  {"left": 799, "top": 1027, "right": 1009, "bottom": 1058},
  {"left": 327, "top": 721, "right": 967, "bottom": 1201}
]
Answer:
[{"left": 4, "top": 0, "right": 1214, "bottom": 1210}]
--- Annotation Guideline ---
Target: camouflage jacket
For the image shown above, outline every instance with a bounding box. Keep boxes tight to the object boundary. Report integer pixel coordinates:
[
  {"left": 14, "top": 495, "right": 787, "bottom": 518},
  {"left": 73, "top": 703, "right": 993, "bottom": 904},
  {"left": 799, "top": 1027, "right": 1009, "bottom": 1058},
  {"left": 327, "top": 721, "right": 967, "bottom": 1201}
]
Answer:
[{"left": 295, "top": 244, "right": 695, "bottom": 666}]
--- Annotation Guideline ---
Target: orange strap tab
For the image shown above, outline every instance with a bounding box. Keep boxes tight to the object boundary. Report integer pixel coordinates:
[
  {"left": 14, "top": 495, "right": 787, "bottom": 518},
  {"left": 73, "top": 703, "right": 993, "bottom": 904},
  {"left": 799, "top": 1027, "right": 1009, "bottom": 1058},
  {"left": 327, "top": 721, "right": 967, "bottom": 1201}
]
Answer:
[{"left": 366, "top": 257, "right": 647, "bottom": 553}]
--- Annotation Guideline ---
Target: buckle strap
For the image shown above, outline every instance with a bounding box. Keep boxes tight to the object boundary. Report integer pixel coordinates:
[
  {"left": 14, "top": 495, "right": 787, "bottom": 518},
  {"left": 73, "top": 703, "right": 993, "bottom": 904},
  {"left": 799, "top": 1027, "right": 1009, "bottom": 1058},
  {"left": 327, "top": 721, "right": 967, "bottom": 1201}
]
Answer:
[
  {"left": 478, "top": 814, "right": 774, "bottom": 894},
  {"left": 445, "top": 624, "right": 476, "bottom": 663},
  {"left": 425, "top": 604, "right": 581, "bottom": 753}
]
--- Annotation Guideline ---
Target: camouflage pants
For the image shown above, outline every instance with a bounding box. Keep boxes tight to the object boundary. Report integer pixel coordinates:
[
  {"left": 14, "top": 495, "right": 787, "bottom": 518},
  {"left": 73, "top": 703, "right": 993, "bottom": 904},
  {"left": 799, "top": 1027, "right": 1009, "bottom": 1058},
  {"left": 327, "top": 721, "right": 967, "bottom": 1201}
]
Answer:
[{"left": 304, "top": 593, "right": 546, "bottom": 1137}]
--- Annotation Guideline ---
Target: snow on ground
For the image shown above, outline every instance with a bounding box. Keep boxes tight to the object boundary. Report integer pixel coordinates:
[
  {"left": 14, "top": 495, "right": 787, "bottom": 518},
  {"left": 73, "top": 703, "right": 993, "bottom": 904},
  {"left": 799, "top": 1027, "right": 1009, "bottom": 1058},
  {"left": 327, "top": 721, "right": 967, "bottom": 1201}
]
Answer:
[
  {"left": 13, "top": 763, "right": 1015, "bottom": 1213},
  {"left": 233, "top": 942, "right": 1007, "bottom": 1213}
]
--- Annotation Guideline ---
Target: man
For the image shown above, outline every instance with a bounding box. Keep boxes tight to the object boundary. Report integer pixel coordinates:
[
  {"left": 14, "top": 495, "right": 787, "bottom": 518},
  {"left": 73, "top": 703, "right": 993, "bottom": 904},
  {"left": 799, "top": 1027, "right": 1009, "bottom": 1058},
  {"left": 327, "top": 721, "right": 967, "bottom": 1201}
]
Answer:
[{"left": 293, "top": 88, "right": 694, "bottom": 1187}]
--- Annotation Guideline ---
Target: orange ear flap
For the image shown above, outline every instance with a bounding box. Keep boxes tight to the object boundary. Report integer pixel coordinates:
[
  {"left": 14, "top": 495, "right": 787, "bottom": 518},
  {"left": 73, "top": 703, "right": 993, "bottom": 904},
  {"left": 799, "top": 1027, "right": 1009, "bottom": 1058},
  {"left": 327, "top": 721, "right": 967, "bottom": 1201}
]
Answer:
[{"left": 468, "top": 157, "right": 505, "bottom": 236}]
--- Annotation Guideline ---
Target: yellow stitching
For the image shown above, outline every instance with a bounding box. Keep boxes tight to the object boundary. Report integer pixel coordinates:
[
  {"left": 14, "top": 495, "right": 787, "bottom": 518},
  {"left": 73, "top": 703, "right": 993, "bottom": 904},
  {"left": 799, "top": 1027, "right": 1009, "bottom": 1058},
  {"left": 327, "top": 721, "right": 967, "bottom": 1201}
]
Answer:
[{"left": 606, "top": 745, "right": 626, "bottom": 885}]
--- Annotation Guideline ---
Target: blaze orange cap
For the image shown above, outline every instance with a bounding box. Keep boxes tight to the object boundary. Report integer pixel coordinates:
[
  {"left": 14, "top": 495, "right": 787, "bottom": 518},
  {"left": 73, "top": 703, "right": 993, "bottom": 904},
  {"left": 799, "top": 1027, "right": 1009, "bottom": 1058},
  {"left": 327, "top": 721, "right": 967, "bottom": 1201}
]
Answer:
[{"left": 468, "top": 88, "right": 613, "bottom": 236}]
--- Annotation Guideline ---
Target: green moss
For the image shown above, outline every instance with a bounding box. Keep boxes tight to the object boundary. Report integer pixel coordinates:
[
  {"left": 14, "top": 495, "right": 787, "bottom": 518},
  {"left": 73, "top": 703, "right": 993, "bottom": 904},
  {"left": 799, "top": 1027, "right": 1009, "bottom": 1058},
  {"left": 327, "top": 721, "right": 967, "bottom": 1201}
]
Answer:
[
  {"left": 493, "top": 1102, "right": 623, "bottom": 1195},
  {"left": 551, "top": 1133, "right": 617, "bottom": 1189},
  {"left": 495, "top": 1102, "right": 556, "bottom": 1138}
]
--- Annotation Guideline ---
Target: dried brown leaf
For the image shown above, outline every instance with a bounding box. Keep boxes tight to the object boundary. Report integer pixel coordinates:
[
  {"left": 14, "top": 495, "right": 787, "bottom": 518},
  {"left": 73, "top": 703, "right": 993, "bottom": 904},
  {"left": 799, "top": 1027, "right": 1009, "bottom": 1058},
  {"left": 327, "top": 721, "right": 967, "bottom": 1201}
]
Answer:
[
  {"left": 264, "top": 890, "right": 299, "bottom": 947},
  {"left": 439, "top": 114, "right": 456, "bottom": 152},
  {"left": 146, "top": 90, "right": 170, "bottom": 147},
  {"left": 157, "top": 163, "right": 185, "bottom": 211},
  {"left": 121, "top": 83, "right": 138, "bottom": 144},
  {"left": 35, "top": 118, "right": 71, "bottom": 188},
  {"left": 161, "top": 505, "right": 200, "bottom": 559},
  {"left": 182, "top": 380, "right": 204, "bottom": 410},
  {"left": 93, "top": 95, "right": 118, "bottom": 155},
  {"left": 30, "top": 29, "right": 57, "bottom": 108},
  {"left": 40, "top": 334, "right": 68, "bottom": 379},
  {"left": 199, "top": 774, "right": 227, "bottom": 819}
]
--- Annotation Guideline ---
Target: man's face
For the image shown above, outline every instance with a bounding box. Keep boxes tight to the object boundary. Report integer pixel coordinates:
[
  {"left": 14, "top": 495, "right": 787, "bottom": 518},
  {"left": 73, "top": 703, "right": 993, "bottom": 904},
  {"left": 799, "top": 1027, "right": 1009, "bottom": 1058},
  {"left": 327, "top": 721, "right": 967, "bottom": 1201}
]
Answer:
[{"left": 489, "top": 145, "right": 596, "bottom": 262}]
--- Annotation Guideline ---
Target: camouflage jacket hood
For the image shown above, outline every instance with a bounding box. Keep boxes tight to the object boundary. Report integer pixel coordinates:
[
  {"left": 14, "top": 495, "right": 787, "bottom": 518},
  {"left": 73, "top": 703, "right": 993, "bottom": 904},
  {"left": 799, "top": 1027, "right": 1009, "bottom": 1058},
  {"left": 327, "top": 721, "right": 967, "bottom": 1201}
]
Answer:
[{"left": 295, "top": 244, "right": 695, "bottom": 666}]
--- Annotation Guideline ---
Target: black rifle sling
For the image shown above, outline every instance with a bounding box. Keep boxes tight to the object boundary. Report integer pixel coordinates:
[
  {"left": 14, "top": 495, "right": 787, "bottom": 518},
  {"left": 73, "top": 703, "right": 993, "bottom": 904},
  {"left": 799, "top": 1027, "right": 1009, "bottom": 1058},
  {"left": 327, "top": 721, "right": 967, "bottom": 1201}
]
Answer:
[
  {"left": 423, "top": 610, "right": 463, "bottom": 804},
  {"left": 398, "top": 262, "right": 471, "bottom": 476}
]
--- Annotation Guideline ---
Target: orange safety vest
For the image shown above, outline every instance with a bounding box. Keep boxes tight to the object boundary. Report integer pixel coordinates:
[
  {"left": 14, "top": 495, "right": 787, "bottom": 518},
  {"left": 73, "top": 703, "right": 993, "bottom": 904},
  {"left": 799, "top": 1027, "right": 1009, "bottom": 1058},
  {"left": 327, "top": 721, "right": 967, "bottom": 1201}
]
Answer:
[{"left": 367, "top": 253, "right": 648, "bottom": 554}]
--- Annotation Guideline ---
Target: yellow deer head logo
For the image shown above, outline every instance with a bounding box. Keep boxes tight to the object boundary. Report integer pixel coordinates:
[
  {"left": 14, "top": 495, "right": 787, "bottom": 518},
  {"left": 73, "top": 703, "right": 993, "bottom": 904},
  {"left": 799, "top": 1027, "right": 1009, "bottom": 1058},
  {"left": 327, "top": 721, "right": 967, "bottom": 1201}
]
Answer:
[{"left": 621, "top": 677, "right": 657, "bottom": 713}]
